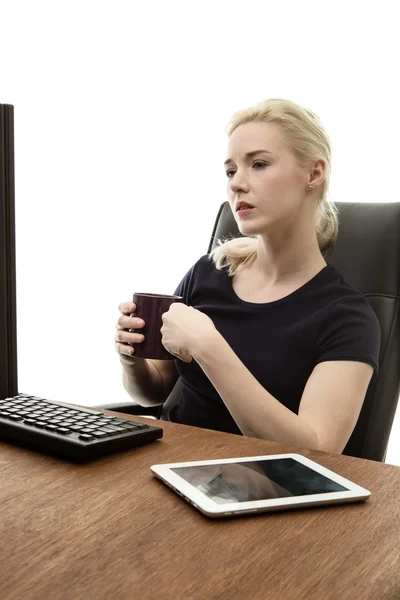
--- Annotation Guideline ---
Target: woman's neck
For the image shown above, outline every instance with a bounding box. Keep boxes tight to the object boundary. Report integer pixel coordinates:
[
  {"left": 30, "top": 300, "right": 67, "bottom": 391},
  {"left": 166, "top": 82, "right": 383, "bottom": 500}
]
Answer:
[{"left": 252, "top": 236, "right": 327, "bottom": 286}]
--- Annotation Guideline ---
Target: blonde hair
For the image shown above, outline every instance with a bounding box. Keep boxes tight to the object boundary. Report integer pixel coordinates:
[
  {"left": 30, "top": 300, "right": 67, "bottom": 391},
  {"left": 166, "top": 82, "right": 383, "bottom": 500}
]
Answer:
[{"left": 210, "top": 98, "right": 339, "bottom": 276}]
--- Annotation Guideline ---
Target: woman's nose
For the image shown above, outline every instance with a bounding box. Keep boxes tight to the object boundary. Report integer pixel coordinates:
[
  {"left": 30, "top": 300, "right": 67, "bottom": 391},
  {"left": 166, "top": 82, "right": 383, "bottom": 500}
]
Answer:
[{"left": 229, "top": 172, "right": 249, "bottom": 194}]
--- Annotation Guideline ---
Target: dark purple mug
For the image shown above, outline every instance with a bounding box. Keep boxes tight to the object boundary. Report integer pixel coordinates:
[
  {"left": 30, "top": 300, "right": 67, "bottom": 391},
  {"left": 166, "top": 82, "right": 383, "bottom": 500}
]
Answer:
[{"left": 128, "top": 293, "right": 184, "bottom": 360}]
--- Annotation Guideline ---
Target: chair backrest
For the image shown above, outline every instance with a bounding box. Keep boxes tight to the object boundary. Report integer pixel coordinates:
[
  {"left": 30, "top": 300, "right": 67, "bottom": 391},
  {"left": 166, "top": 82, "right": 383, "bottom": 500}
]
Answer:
[{"left": 162, "top": 201, "right": 400, "bottom": 462}]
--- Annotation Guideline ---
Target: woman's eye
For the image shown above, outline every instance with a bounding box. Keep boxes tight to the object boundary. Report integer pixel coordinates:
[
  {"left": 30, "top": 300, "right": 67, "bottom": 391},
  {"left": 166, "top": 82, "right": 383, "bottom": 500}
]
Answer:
[{"left": 225, "top": 162, "right": 267, "bottom": 178}]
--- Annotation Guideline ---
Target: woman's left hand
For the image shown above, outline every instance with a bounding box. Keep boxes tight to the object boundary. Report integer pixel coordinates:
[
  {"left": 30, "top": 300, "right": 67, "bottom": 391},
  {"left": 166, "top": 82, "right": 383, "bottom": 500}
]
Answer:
[{"left": 161, "top": 303, "right": 216, "bottom": 362}]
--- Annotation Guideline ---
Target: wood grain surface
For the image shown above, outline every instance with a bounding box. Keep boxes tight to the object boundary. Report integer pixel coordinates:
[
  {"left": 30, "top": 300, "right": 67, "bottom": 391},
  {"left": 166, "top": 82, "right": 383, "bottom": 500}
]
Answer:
[{"left": 1, "top": 413, "right": 399, "bottom": 600}]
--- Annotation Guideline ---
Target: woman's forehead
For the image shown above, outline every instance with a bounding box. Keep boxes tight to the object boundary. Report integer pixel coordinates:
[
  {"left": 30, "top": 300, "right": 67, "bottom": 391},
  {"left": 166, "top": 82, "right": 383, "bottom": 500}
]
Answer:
[{"left": 227, "top": 122, "right": 284, "bottom": 156}]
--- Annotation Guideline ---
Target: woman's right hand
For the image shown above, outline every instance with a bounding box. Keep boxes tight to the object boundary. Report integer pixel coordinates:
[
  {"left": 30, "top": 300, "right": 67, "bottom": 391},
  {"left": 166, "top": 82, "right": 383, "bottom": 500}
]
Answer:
[{"left": 115, "top": 302, "right": 146, "bottom": 366}]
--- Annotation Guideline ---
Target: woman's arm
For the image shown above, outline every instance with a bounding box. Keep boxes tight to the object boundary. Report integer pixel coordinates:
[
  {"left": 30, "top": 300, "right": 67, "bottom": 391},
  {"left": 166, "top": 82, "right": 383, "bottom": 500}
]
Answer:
[
  {"left": 121, "top": 358, "right": 179, "bottom": 407},
  {"left": 193, "top": 330, "right": 373, "bottom": 453}
]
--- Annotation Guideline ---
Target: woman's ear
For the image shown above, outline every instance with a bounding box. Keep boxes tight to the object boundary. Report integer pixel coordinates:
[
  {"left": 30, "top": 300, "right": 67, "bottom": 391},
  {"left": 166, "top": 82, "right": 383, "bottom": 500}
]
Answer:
[{"left": 309, "top": 159, "right": 326, "bottom": 187}]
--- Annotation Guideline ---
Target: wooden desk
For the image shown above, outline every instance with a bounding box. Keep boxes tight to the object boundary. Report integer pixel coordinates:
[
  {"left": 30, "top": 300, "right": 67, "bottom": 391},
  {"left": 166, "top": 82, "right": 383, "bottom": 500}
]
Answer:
[{"left": 1, "top": 414, "right": 400, "bottom": 600}]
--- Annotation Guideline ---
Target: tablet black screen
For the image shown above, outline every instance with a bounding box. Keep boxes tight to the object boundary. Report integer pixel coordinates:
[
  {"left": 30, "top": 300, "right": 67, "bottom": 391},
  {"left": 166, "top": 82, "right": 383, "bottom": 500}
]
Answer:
[{"left": 171, "top": 458, "right": 348, "bottom": 504}]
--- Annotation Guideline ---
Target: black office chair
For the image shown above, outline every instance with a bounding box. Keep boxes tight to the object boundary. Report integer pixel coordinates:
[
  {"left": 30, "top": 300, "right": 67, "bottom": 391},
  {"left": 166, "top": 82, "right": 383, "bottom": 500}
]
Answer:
[{"left": 97, "top": 201, "right": 400, "bottom": 462}]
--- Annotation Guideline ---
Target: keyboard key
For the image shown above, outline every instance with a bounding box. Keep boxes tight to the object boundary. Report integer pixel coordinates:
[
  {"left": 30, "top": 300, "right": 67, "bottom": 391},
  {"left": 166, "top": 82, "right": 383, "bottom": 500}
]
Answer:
[
  {"left": 99, "top": 426, "right": 118, "bottom": 434},
  {"left": 79, "top": 434, "right": 94, "bottom": 440},
  {"left": 107, "top": 426, "right": 129, "bottom": 434},
  {"left": 56, "top": 428, "right": 72, "bottom": 434}
]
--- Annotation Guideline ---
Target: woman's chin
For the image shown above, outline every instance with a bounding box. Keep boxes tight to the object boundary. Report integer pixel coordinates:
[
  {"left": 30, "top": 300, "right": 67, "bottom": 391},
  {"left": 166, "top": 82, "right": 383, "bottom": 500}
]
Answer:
[
  {"left": 237, "top": 222, "right": 263, "bottom": 237},
  {"left": 237, "top": 214, "right": 277, "bottom": 237}
]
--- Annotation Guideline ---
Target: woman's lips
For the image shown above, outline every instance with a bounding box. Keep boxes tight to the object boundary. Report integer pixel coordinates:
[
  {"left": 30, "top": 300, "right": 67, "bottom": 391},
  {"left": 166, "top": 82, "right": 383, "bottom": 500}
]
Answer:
[{"left": 237, "top": 207, "right": 254, "bottom": 218}]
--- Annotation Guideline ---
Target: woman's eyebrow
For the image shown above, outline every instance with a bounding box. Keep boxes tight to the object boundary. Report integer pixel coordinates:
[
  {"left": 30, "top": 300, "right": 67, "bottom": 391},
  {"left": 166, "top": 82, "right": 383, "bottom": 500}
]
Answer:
[{"left": 224, "top": 149, "right": 272, "bottom": 167}]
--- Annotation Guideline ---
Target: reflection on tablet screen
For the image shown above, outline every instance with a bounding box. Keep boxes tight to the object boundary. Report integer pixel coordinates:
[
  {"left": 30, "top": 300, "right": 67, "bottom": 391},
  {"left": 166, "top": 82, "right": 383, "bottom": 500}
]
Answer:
[{"left": 171, "top": 458, "right": 348, "bottom": 504}]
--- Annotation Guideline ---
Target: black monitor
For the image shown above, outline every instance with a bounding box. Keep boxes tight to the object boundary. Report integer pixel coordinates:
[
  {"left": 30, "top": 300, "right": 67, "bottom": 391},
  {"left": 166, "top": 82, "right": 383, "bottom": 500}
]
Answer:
[{"left": 0, "top": 104, "right": 18, "bottom": 400}]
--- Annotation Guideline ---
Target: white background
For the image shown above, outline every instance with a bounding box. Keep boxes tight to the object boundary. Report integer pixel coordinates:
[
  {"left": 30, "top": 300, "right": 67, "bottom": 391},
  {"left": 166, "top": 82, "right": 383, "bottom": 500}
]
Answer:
[{"left": 1, "top": 0, "right": 399, "bottom": 464}]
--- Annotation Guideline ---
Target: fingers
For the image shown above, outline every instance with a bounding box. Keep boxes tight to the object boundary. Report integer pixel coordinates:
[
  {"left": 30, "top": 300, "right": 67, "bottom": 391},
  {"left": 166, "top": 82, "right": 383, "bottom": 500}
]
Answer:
[
  {"left": 117, "top": 315, "right": 145, "bottom": 330},
  {"left": 118, "top": 301, "right": 137, "bottom": 315},
  {"left": 116, "top": 342, "right": 136, "bottom": 362},
  {"left": 116, "top": 301, "right": 146, "bottom": 359},
  {"left": 115, "top": 330, "right": 145, "bottom": 346},
  {"left": 117, "top": 301, "right": 146, "bottom": 331},
  {"left": 114, "top": 328, "right": 145, "bottom": 358}
]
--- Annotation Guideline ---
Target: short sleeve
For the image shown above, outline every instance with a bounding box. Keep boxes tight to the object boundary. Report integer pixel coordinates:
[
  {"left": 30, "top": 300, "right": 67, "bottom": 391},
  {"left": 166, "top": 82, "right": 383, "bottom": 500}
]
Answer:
[
  {"left": 173, "top": 263, "right": 196, "bottom": 305},
  {"left": 316, "top": 295, "right": 381, "bottom": 377}
]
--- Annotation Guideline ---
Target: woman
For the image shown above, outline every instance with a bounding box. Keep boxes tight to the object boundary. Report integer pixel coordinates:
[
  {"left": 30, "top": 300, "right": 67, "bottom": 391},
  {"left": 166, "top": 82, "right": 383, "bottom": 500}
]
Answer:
[{"left": 115, "top": 98, "right": 380, "bottom": 454}]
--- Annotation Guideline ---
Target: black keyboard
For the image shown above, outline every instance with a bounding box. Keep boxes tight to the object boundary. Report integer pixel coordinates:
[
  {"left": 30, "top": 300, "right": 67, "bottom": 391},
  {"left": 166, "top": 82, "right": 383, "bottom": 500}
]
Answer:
[{"left": 0, "top": 394, "right": 163, "bottom": 461}]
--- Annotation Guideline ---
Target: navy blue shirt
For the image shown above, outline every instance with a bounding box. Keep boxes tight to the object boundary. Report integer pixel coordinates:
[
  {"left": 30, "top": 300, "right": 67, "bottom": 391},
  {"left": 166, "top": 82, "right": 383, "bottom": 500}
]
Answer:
[{"left": 168, "top": 254, "right": 381, "bottom": 435}]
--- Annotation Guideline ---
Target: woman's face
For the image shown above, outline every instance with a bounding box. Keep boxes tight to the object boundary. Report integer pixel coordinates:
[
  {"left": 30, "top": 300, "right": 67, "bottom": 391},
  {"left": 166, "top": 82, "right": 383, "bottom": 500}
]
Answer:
[{"left": 225, "top": 121, "right": 314, "bottom": 237}]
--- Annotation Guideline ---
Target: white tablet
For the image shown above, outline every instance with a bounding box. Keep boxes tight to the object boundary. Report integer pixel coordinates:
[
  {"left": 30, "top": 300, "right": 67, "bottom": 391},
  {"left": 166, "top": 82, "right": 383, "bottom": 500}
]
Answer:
[{"left": 151, "top": 453, "right": 371, "bottom": 518}]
